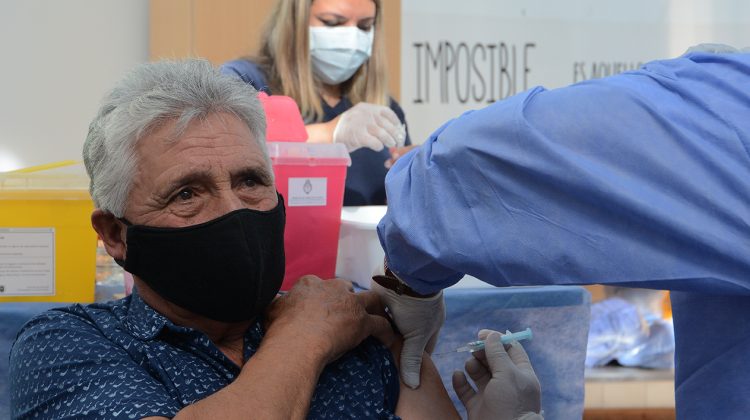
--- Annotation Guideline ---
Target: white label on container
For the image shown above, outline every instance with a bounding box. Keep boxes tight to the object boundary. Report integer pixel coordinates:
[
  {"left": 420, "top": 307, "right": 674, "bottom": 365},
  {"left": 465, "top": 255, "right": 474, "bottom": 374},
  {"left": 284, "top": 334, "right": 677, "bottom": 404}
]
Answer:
[
  {"left": 0, "top": 228, "right": 55, "bottom": 296},
  {"left": 288, "top": 177, "right": 327, "bottom": 207}
]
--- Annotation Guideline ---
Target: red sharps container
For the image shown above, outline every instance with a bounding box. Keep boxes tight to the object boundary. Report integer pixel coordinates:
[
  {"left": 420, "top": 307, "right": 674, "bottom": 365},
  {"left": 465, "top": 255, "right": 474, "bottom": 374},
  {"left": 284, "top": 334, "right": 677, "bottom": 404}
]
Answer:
[{"left": 259, "top": 92, "right": 351, "bottom": 290}]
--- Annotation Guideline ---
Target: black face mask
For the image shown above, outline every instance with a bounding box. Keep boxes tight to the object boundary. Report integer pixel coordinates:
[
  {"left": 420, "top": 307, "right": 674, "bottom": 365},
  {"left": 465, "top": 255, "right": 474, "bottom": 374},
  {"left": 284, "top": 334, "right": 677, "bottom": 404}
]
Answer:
[{"left": 119, "top": 193, "right": 286, "bottom": 322}]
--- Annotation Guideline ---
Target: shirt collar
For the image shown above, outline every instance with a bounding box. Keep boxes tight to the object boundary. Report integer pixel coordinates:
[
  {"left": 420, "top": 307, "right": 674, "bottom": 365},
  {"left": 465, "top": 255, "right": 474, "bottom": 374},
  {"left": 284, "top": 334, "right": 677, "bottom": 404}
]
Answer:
[
  {"left": 322, "top": 95, "right": 351, "bottom": 114},
  {"left": 123, "top": 288, "right": 265, "bottom": 343},
  {"left": 123, "top": 288, "right": 172, "bottom": 340}
]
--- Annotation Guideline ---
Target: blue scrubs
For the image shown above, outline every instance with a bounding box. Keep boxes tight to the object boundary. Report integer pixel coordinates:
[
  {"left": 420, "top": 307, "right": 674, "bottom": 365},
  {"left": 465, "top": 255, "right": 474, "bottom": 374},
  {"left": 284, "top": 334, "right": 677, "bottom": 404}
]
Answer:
[{"left": 378, "top": 52, "right": 750, "bottom": 419}]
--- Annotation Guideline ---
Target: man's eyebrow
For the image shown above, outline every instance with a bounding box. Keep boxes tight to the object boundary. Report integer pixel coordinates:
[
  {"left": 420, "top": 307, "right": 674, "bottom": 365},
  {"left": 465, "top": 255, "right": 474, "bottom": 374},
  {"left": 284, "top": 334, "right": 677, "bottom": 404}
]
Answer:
[
  {"left": 233, "top": 166, "right": 273, "bottom": 186},
  {"left": 158, "top": 170, "right": 214, "bottom": 198}
]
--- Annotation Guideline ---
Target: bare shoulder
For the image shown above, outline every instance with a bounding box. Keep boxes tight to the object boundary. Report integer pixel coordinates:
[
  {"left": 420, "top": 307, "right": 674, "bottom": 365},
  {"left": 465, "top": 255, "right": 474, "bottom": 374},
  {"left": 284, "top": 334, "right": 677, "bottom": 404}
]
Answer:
[{"left": 389, "top": 339, "right": 461, "bottom": 420}]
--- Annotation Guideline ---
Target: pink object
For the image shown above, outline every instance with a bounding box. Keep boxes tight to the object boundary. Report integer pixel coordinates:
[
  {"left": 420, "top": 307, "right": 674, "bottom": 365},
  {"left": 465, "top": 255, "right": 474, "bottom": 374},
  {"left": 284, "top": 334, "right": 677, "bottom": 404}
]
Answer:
[
  {"left": 268, "top": 142, "right": 350, "bottom": 291},
  {"left": 262, "top": 93, "right": 350, "bottom": 290},
  {"left": 124, "top": 271, "right": 134, "bottom": 295},
  {"left": 258, "top": 92, "right": 308, "bottom": 142}
]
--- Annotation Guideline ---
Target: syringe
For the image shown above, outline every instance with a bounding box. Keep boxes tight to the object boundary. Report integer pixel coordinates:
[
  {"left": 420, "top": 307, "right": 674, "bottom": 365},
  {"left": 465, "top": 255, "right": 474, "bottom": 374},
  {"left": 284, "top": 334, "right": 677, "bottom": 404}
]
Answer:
[{"left": 440, "top": 328, "right": 533, "bottom": 355}]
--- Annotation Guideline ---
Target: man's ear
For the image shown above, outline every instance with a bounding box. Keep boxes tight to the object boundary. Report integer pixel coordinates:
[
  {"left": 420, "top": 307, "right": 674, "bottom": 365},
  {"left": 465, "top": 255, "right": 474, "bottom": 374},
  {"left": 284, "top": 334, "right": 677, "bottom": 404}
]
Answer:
[{"left": 91, "top": 209, "right": 127, "bottom": 261}]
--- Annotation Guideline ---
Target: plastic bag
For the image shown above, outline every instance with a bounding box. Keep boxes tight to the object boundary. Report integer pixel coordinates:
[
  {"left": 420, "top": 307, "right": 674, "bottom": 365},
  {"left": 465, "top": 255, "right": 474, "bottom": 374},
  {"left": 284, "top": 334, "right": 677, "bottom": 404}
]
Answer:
[{"left": 586, "top": 296, "right": 674, "bottom": 369}]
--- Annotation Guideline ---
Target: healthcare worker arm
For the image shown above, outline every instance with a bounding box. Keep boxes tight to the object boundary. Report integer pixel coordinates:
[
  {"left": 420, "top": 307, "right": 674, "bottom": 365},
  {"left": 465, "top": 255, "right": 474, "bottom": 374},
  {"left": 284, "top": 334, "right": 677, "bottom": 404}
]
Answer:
[
  {"left": 378, "top": 52, "right": 750, "bottom": 296},
  {"left": 371, "top": 274, "right": 445, "bottom": 388},
  {"left": 307, "top": 102, "right": 406, "bottom": 152}
]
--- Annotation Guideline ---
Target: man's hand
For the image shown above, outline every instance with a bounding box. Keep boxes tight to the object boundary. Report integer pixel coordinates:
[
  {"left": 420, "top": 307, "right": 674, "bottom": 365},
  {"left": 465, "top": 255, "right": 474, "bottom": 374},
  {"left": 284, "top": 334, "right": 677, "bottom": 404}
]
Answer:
[
  {"left": 265, "top": 276, "right": 396, "bottom": 364},
  {"left": 452, "top": 330, "right": 542, "bottom": 420},
  {"left": 371, "top": 280, "right": 445, "bottom": 389}
]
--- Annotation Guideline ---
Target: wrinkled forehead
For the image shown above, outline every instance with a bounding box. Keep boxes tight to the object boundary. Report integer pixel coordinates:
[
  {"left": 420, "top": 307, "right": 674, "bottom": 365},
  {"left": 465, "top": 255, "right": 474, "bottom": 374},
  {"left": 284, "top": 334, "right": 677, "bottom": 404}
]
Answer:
[
  {"left": 144, "top": 112, "right": 267, "bottom": 155},
  {"left": 132, "top": 112, "right": 273, "bottom": 184},
  {"left": 148, "top": 113, "right": 257, "bottom": 144}
]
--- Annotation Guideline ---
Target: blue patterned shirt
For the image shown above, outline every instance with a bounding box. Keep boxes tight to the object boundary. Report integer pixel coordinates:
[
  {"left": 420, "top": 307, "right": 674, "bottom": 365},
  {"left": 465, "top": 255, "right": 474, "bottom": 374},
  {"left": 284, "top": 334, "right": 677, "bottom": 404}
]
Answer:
[{"left": 9, "top": 291, "right": 400, "bottom": 419}]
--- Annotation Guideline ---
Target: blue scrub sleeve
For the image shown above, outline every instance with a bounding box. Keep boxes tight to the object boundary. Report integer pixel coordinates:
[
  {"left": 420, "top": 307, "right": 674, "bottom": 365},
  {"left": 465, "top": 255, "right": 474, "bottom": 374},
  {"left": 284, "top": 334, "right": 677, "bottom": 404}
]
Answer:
[
  {"left": 378, "top": 53, "right": 750, "bottom": 296},
  {"left": 220, "top": 59, "right": 269, "bottom": 93}
]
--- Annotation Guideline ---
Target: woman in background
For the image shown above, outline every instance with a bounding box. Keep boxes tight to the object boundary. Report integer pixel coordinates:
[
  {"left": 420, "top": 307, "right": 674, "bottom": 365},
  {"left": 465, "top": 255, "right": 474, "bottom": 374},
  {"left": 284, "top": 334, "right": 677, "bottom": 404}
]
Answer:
[{"left": 222, "top": 0, "right": 413, "bottom": 205}]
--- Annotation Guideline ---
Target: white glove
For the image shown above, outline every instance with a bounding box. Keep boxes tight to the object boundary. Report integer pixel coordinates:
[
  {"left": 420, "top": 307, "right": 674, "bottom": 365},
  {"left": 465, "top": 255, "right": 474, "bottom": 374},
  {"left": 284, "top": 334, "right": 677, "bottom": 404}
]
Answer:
[
  {"left": 452, "top": 330, "right": 542, "bottom": 420},
  {"left": 370, "top": 279, "right": 445, "bottom": 389},
  {"left": 683, "top": 43, "right": 739, "bottom": 54},
  {"left": 333, "top": 102, "right": 406, "bottom": 152}
]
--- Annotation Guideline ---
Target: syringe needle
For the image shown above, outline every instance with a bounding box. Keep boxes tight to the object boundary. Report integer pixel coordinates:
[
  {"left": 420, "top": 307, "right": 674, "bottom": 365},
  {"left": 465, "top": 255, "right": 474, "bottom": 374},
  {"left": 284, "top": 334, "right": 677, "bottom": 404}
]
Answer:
[{"left": 436, "top": 328, "right": 533, "bottom": 356}]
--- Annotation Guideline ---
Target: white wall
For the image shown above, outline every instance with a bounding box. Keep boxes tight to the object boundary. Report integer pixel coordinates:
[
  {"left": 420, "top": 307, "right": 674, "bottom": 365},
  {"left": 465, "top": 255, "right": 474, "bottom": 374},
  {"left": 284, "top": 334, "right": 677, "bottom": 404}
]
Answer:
[
  {"left": 401, "top": 0, "right": 750, "bottom": 143},
  {"left": 0, "top": 0, "right": 149, "bottom": 171}
]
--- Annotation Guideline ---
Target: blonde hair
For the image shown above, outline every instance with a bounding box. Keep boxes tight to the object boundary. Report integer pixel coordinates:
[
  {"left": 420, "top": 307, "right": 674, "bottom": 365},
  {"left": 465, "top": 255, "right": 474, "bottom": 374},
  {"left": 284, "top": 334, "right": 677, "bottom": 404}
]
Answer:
[{"left": 257, "top": 0, "right": 388, "bottom": 122}]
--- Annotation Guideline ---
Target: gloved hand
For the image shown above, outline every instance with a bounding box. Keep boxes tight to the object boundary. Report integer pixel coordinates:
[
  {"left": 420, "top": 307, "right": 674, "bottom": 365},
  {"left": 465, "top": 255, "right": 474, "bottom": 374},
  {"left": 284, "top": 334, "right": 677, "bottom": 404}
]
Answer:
[
  {"left": 370, "top": 267, "right": 445, "bottom": 389},
  {"left": 333, "top": 102, "right": 406, "bottom": 152},
  {"left": 452, "top": 330, "right": 542, "bottom": 420},
  {"left": 684, "top": 43, "right": 740, "bottom": 54}
]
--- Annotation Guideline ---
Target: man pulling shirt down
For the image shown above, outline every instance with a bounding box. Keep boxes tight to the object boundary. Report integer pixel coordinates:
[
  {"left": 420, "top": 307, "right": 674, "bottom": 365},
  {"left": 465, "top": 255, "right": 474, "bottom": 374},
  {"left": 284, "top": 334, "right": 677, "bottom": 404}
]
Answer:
[{"left": 373, "top": 45, "right": 750, "bottom": 420}]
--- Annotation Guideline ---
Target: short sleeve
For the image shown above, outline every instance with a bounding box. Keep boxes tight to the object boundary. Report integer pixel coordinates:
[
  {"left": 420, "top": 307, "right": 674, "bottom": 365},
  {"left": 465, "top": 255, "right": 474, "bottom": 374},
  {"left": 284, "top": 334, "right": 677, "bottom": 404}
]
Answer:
[
  {"left": 220, "top": 59, "right": 270, "bottom": 93},
  {"left": 10, "top": 310, "right": 180, "bottom": 419},
  {"left": 307, "top": 337, "right": 400, "bottom": 419}
]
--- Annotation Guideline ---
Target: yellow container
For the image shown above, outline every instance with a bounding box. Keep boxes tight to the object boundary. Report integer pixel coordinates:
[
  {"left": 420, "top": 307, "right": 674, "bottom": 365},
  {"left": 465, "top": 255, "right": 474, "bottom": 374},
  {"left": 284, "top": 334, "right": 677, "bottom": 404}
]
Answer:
[{"left": 0, "top": 161, "right": 96, "bottom": 303}]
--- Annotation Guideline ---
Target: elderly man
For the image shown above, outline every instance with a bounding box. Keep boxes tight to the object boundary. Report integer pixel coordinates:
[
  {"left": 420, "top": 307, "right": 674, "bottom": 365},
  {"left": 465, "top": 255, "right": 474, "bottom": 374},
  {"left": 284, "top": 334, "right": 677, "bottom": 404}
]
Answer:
[{"left": 9, "top": 60, "right": 464, "bottom": 419}]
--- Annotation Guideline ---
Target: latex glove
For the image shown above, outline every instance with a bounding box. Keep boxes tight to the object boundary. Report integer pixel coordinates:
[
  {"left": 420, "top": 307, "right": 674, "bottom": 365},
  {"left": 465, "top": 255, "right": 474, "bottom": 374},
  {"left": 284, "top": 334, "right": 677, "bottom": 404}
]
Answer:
[
  {"left": 684, "top": 43, "right": 740, "bottom": 54},
  {"left": 333, "top": 102, "right": 406, "bottom": 152},
  {"left": 370, "top": 276, "right": 445, "bottom": 389},
  {"left": 452, "top": 330, "right": 542, "bottom": 420}
]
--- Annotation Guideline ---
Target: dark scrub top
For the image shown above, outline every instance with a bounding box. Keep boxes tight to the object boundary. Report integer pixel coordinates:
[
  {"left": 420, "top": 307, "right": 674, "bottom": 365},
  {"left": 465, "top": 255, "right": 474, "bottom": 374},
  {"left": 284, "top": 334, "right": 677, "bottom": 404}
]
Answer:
[
  {"left": 221, "top": 59, "right": 411, "bottom": 206},
  {"left": 9, "top": 289, "right": 400, "bottom": 419}
]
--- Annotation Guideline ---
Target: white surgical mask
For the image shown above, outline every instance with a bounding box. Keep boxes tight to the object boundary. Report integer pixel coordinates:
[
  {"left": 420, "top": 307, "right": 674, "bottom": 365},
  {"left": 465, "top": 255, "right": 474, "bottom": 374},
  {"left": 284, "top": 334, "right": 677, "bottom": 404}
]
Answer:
[{"left": 309, "top": 26, "right": 374, "bottom": 85}]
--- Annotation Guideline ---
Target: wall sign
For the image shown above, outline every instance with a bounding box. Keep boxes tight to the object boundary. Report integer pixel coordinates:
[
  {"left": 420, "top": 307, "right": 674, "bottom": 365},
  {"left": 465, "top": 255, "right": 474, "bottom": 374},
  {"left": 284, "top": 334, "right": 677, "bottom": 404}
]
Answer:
[
  {"left": 401, "top": 0, "right": 750, "bottom": 143},
  {"left": 0, "top": 227, "right": 55, "bottom": 296}
]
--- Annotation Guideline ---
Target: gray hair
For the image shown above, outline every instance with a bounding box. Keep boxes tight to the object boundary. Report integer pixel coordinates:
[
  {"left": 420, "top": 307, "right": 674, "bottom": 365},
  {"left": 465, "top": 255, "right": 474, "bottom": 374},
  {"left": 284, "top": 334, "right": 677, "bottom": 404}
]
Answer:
[{"left": 83, "top": 59, "right": 268, "bottom": 217}]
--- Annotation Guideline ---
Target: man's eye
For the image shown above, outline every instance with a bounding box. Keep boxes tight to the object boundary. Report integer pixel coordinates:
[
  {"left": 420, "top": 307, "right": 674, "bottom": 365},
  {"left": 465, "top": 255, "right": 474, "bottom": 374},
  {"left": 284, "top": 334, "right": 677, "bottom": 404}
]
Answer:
[
  {"left": 243, "top": 178, "right": 257, "bottom": 188},
  {"left": 176, "top": 189, "right": 193, "bottom": 201}
]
